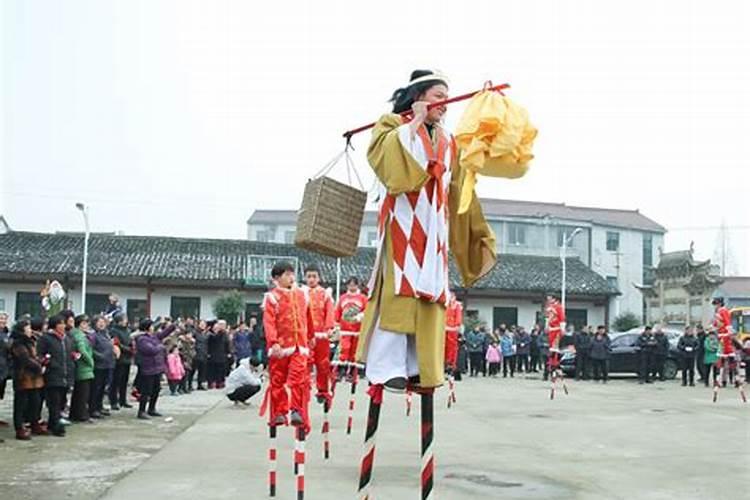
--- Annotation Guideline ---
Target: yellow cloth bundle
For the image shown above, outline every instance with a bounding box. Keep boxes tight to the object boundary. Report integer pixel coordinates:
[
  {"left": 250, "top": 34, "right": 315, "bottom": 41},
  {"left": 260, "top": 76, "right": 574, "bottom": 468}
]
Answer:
[{"left": 454, "top": 91, "right": 537, "bottom": 213}]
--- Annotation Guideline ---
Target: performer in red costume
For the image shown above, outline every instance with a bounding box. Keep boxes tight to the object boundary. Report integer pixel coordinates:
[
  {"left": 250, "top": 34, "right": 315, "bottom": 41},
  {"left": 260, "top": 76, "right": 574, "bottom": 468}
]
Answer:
[
  {"left": 443, "top": 292, "right": 463, "bottom": 374},
  {"left": 545, "top": 294, "right": 568, "bottom": 399},
  {"left": 262, "top": 261, "right": 314, "bottom": 428},
  {"left": 334, "top": 276, "right": 368, "bottom": 381},
  {"left": 301, "top": 265, "right": 335, "bottom": 405}
]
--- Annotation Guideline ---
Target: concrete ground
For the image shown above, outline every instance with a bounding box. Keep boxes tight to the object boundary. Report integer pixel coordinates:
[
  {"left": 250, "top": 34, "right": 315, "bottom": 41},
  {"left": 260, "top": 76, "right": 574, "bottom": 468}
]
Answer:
[{"left": 1, "top": 375, "right": 748, "bottom": 500}]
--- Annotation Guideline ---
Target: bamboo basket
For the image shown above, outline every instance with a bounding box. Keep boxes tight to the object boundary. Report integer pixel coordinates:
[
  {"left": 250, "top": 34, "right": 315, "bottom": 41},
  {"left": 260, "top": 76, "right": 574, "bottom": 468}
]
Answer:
[{"left": 295, "top": 176, "right": 367, "bottom": 258}]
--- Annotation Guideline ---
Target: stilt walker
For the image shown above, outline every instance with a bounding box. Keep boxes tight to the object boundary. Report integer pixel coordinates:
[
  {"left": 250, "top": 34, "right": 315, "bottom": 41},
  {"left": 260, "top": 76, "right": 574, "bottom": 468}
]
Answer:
[
  {"left": 358, "top": 385, "right": 384, "bottom": 500},
  {"left": 546, "top": 295, "right": 568, "bottom": 399},
  {"left": 260, "top": 261, "right": 314, "bottom": 498},
  {"left": 444, "top": 292, "right": 463, "bottom": 408},
  {"left": 344, "top": 71, "right": 524, "bottom": 498},
  {"left": 710, "top": 297, "right": 746, "bottom": 403},
  {"left": 335, "top": 277, "right": 367, "bottom": 433}
]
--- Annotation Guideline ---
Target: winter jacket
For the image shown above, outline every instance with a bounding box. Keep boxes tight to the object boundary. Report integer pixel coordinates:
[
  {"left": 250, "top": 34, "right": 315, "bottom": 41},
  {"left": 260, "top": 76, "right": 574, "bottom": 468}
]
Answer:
[
  {"left": 249, "top": 325, "right": 264, "bottom": 353},
  {"left": 485, "top": 345, "right": 502, "bottom": 363},
  {"left": 194, "top": 330, "right": 209, "bottom": 362},
  {"left": 704, "top": 335, "right": 720, "bottom": 365},
  {"left": 166, "top": 352, "right": 185, "bottom": 381},
  {"left": 10, "top": 333, "right": 44, "bottom": 390},
  {"left": 0, "top": 327, "right": 9, "bottom": 382},
  {"left": 465, "top": 330, "right": 484, "bottom": 354},
  {"left": 500, "top": 335, "right": 515, "bottom": 357},
  {"left": 110, "top": 325, "right": 133, "bottom": 365},
  {"left": 208, "top": 331, "right": 231, "bottom": 362},
  {"left": 636, "top": 333, "right": 658, "bottom": 353},
  {"left": 36, "top": 330, "right": 75, "bottom": 388},
  {"left": 653, "top": 333, "right": 669, "bottom": 357},
  {"left": 91, "top": 328, "right": 115, "bottom": 370},
  {"left": 178, "top": 337, "right": 196, "bottom": 371},
  {"left": 677, "top": 335, "right": 700, "bottom": 360},
  {"left": 537, "top": 332, "right": 550, "bottom": 356},
  {"left": 589, "top": 335, "right": 611, "bottom": 360},
  {"left": 233, "top": 330, "right": 252, "bottom": 360},
  {"left": 225, "top": 358, "right": 261, "bottom": 394},
  {"left": 135, "top": 325, "right": 176, "bottom": 376},
  {"left": 516, "top": 332, "right": 531, "bottom": 355},
  {"left": 530, "top": 333, "right": 540, "bottom": 355},
  {"left": 71, "top": 328, "right": 95, "bottom": 381},
  {"left": 574, "top": 332, "right": 592, "bottom": 354}
]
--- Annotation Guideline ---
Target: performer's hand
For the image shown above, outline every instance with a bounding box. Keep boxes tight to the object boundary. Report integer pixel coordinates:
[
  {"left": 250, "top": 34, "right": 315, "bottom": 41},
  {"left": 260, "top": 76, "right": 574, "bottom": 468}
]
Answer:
[
  {"left": 411, "top": 101, "right": 429, "bottom": 125},
  {"left": 270, "top": 343, "right": 282, "bottom": 358}
]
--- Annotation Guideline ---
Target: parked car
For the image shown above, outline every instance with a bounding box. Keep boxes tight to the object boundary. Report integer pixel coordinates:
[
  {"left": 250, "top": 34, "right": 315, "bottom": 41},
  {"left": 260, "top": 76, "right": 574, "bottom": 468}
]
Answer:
[{"left": 560, "top": 330, "right": 681, "bottom": 379}]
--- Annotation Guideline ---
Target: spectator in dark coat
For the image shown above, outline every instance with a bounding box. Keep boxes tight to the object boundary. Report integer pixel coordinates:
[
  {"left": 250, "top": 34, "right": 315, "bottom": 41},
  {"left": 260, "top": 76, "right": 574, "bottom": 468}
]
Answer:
[
  {"left": 0, "top": 311, "right": 9, "bottom": 429},
  {"left": 653, "top": 327, "right": 670, "bottom": 381},
  {"left": 89, "top": 315, "right": 115, "bottom": 418},
  {"left": 36, "top": 315, "right": 75, "bottom": 436},
  {"left": 232, "top": 322, "right": 252, "bottom": 366},
  {"left": 465, "top": 327, "right": 485, "bottom": 377},
  {"left": 134, "top": 319, "right": 177, "bottom": 419},
  {"left": 529, "top": 326, "right": 541, "bottom": 372},
  {"left": 515, "top": 328, "right": 532, "bottom": 373},
  {"left": 574, "top": 327, "right": 592, "bottom": 380},
  {"left": 10, "top": 319, "right": 46, "bottom": 440},
  {"left": 636, "top": 326, "right": 657, "bottom": 384},
  {"left": 694, "top": 325, "right": 707, "bottom": 382},
  {"left": 108, "top": 314, "right": 133, "bottom": 410},
  {"left": 207, "top": 320, "right": 232, "bottom": 388},
  {"left": 589, "top": 326, "right": 611, "bottom": 382},
  {"left": 677, "top": 326, "right": 699, "bottom": 387},
  {"left": 194, "top": 320, "right": 209, "bottom": 390},
  {"left": 247, "top": 316, "right": 264, "bottom": 364}
]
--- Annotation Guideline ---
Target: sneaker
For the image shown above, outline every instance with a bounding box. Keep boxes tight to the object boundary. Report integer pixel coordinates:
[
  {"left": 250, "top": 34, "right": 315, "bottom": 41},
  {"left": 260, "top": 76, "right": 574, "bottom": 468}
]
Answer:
[
  {"left": 272, "top": 414, "right": 286, "bottom": 426},
  {"left": 315, "top": 394, "right": 327, "bottom": 404},
  {"left": 50, "top": 427, "right": 66, "bottom": 437},
  {"left": 16, "top": 428, "right": 32, "bottom": 441},
  {"left": 290, "top": 410, "right": 304, "bottom": 427},
  {"left": 100, "top": 410, "right": 111, "bottom": 417},
  {"left": 147, "top": 411, "right": 163, "bottom": 417},
  {"left": 137, "top": 412, "right": 150, "bottom": 420},
  {"left": 110, "top": 404, "right": 121, "bottom": 411},
  {"left": 31, "top": 423, "right": 49, "bottom": 436},
  {"left": 121, "top": 402, "right": 134, "bottom": 409},
  {"left": 90, "top": 412, "right": 103, "bottom": 419},
  {"left": 59, "top": 417, "right": 72, "bottom": 426}
]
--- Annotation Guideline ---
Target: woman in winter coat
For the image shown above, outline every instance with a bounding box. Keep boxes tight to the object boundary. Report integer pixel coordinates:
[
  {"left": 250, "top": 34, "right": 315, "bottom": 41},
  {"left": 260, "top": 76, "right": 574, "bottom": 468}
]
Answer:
[
  {"left": 500, "top": 331, "right": 516, "bottom": 378},
  {"left": 703, "top": 332, "right": 720, "bottom": 387},
  {"left": 89, "top": 315, "right": 115, "bottom": 418},
  {"left": 69, "top": 315, "right": 95, "bottom": 422},
  {"left": 10, "top": 320, "right": 46, "bottom": 440},
  {"left": 134, "top": 319, "right": 177, "bottom": 419}
]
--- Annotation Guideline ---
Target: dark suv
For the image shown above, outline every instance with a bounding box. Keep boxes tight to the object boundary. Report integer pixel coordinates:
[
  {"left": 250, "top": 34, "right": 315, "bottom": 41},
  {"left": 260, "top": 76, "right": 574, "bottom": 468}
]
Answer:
[{"left": 560, "top": 331, "right": 681, "bottom": 379}]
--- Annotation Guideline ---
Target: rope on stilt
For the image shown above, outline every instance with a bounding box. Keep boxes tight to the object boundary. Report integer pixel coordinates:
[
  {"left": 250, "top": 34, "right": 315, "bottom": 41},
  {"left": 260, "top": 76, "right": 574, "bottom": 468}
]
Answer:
[
  {"left": 268, "top": 425, "right": 277, "bottom": 497},
  {"left": 406, "top": 389, "right": 413, "bottom": 416},
  {"left": 358, "top": 385, "right": 384, "bottom": 500},
  {"left": 420, "top": 390, "right": 435, "bottom": 500},
  {"left": 295, "top": 426, "right": 306, "bottom": 500}
]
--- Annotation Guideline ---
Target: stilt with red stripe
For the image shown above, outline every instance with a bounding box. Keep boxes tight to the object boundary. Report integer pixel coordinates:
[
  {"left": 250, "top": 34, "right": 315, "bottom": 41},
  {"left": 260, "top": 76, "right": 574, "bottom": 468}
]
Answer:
[
  {"left": 446, "top": 374, "right": 456, "bottom": 408},
  {"left": 268, "top": 425, "right": 277, "bottom": 497},
  {"left": 357, "top": 385, "right": 384, "bottom": 500},
  {"left": 420, "top": 389, "right": 435, "bottom": 500},
  {"left": 322, "top": 400, "right": 331, "bottom": 459},
  {"left": 347, "top": 368, "right": 358, "bottom": 435},
  {"left": 294, "top": 426, "right": 306, "bottom": 500},
  {"left": 406, "top": 389, "right": 413, "bottom": 416}
]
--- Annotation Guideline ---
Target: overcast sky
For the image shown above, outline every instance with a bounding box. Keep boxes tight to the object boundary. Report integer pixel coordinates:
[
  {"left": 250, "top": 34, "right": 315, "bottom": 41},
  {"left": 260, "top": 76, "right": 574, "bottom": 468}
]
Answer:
[{"left": 2, "top": 1, "right": 748, "bottom": 274}]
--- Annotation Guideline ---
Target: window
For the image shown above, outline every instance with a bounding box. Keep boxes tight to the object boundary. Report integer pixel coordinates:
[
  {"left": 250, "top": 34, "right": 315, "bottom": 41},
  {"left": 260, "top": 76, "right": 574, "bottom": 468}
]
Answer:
[
  {"left": 170, "top": 297, "right": 201, "bottom": 319},
  {"left": 245, "top": 303, "right": 262, "bottom": 325},
  {"left": 508, "top": 223, "right": 526, "bottom": 246},
  {"left": 606, "top": 231, "right": 620, "bottom": 251},
  {"left": 557, "top": 227, "right": 577, "bottom": 247},
  {"left": 15, "top": 292, "right": 43, "bottom": 319},
  {"left": 127, "top": 299, "right": 148, "bottom": 325},
  {"left": 284, "top": 230, "right": 296, "bottom": 244},
  {"left": 85, "top": 294, "right": 110, "bottom": 317},
  {"left": 565, "top": 309, "right": 588, "bottom": 332},
  {"left": 611, "top": 334, "right": 637, "bottom": 348},
  {"left": 493, "top": 307, "right": 518, "bottom": 330},
  {"left": 606, "top": 276, "right": 619, "bottom": 292},
  {"left": 256, "top": 230, "right": 271, "bottom": 242},
  {"left": 642, "top": 234, "right": 653, "bottom": 267},
  {"left": 367, "top": 231, "right": 378, "bottom": 246}
]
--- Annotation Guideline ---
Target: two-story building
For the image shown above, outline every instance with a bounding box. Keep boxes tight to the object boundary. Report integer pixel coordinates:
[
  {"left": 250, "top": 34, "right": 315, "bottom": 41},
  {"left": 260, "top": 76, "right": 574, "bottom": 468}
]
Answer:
[{"left": 248, "top": 198, "right": 666, "bottom": 324}]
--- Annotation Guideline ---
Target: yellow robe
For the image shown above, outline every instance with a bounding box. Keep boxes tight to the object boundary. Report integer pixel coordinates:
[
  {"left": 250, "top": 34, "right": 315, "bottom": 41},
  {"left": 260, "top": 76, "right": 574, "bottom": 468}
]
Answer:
[{"left": 356, "top": 114, "right": 496, "bottom": 387}]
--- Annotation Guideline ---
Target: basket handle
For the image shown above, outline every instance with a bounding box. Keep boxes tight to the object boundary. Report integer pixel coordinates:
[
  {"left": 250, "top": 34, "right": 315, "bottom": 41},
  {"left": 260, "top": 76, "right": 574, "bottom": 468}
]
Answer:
[{"left": 311, "top": 143, "right": 366, "bottom": 191}]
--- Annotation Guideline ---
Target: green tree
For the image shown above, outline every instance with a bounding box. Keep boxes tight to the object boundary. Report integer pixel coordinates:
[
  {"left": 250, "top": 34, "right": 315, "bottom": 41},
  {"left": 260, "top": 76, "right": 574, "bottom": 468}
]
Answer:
[
  {"left": 612, "top": 311, "right": 640, "bottom": 332},
  {"left": 213, "top": 290, "right": 245, "bottom": 324}
]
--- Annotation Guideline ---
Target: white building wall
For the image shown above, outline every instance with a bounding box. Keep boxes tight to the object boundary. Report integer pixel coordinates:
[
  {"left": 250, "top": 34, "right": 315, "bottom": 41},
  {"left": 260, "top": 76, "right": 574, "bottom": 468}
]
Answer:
[
  {"left": 462, "top": 296, "right": 606, "bottom": 331},
  {"left": 248, "top": 223, "right": 379, "bottom": 247}
]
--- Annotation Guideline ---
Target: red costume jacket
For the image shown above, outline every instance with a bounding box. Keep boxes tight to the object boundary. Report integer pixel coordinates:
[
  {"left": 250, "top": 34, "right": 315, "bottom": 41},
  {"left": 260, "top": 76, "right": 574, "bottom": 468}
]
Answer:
[
  {"left": 446, "top": 299, "right": 463, "bottom": 333},
  {"left": 546, "top": 302, "right": 565, "bottom": 332},
  {"left": 302, "top": 285, "right": 335, "bottom": 338},
  {"left": 335, "top": 292, "right": 368, "bottom": 333},
  {"left": 263, "top": 286, "right": 314, "bottom": 355}
]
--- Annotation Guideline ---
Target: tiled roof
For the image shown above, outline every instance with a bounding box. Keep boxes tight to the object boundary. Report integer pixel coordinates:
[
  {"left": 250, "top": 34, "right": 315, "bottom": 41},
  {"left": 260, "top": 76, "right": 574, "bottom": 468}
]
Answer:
[
  {"left": 247, "top": 198, "right": 666, "bottom": 233},
  {"left": 716, "top": 277, "right": 750, "bottom": 299},
  {"left": 478, "top": 198, "right": 666, "bottom": 233},
  {"left": 0, "top": 231, "right": 615, "bottom": 296}
]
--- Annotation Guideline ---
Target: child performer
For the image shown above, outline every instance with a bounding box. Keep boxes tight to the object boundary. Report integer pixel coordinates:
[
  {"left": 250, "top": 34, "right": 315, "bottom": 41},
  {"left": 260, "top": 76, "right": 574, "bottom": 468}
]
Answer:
[
  {"left": 334, "top": 277, "right": 368, "bottom": 381},
  {"left": 301, "top": 265, "right": 335, "bottom": 404}
]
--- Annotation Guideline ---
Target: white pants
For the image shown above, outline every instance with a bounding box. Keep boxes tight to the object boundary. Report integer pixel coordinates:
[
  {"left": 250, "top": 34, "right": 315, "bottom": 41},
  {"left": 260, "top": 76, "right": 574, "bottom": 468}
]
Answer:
[{"left": 365, "top": 320, "right": 419, "bottom": 384}]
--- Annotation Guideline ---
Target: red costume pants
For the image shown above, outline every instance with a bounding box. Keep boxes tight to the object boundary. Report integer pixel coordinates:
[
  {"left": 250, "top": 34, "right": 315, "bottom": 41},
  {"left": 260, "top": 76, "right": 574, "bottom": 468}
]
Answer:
[
  {"left": 269, "top": 350, "right": 309, "bottom": 422},
  {"left": 312, "top": 338, "right": 331, "bottom": 397},
  {"left": 444, "top": 331, "right": 458, "bottom": 369},
  {"left": 339, "top": 333, "right": 359, "bottom": 364}
]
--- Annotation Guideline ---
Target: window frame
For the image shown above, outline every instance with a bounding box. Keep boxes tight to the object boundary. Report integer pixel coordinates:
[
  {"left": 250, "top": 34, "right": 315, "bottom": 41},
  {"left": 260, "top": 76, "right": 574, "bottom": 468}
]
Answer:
[
  {"left": 606, "top": 231, "right": 620, "bottom": 252},
  {"left": 508, "top": 223, "right": 526, "bottom": 246},
  {"left": 170, "top": 296, "right": 201, "bottom": 320}
]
